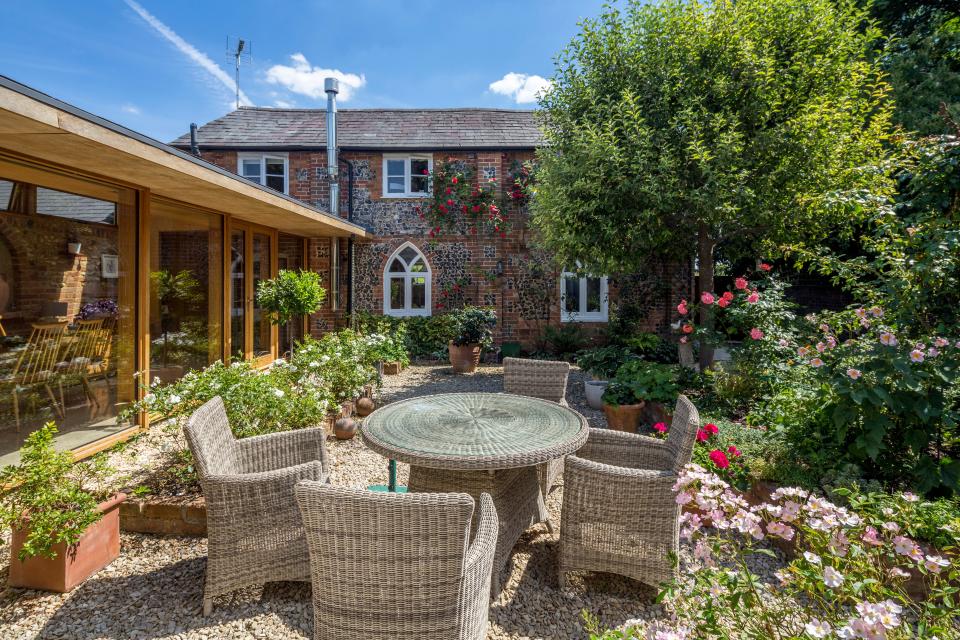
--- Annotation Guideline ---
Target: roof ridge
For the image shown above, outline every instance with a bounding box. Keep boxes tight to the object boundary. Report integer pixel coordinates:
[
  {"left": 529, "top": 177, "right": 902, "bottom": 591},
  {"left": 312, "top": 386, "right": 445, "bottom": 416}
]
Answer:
[{"left": 236, "top": 106, "right": 538, "bottom": 114}]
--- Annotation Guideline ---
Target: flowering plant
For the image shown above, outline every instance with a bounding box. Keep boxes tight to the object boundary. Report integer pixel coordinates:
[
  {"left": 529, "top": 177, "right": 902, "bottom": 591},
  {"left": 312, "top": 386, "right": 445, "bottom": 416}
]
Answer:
[
  {"left": 76, "top": 299, "right": 119, "bottom": 320},
  {"left": 291, "top": 331, "right": 378, "bottom": 403},
  {"left": 415, "top": 160, "right": 507, "bottom": 237},
  {"left": 655, "top": 466, "right": 960, "bottom": 639},
  {"left": 507, "top": 159, "right": 537, "bottom": 206},
  {"left": 651, "top": 419, "right": 752, "bottom": 490}
]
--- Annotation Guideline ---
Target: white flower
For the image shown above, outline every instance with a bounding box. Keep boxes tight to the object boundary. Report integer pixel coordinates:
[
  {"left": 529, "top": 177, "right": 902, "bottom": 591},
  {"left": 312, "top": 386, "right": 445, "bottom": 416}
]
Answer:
[
  {"left": 168, "top": 394, "right": 182, "bottom": 404},
  {"left": 804, "top": 619, "right": 832, "bottom": 638},
  {"left": 924, "top": 555, "right": 949, "bottom": 574},
  {"left": 143, "top": 393, "right": 156, "bottom": 404},
  {"left": 910, "top": 349, "right": 925, "bottom": 363},
  {"left": 901, "top": 492, "right": 919, "bottom": 503},
  {"left": 273, "top": 388, "right": 285, "bottom": 398},
  {"left": 823, "top": 566, "right": 844, "bottom": 588},
  {"left": 804, "top": 551, "right": 822, "bottom": 565}
]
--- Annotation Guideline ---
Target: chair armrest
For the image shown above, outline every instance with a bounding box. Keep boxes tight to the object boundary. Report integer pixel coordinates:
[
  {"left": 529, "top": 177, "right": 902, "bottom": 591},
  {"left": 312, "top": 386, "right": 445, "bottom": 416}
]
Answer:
[
  {"left": 235, "top": 427, "right": 330, "bottom": 474},
  {"left": 464, "top": 493, "right": 498, "bottom": 578},
  {"left": 563, "top": 455, "right": 679, "bottom": 513},
  {"left": 201, "top": 460, "right": 328, "bottom": 519},
  {"left": 579, "top": 429, "right": 673, "bottom": 470}
]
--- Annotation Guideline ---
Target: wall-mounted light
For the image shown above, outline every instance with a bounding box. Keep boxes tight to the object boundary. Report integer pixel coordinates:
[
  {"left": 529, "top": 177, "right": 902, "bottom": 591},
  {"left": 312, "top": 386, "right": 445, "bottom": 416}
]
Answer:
[
  {"left": 496, "top": 260, "right": 504, "bottom": 277},
  {"left": 67, "top": 240, "right": 82, "bottom": 256}
]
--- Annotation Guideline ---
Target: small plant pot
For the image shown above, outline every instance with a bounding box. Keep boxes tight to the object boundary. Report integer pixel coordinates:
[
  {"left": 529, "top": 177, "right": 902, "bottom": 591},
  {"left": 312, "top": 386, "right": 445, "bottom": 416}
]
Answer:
[
  {"left": 334, "top": 417, "right": 358, "bottom": 440},
  {"left": 584, "top": 380, "right": 609, "bottom": 410},
  {"left": 449, "top": 342, "right": 481, "bottom": 374},
  {"left": 382, "top": 361, "right": 402, "bottom": 375},
  {"left": 8, "top": 493, "right": 126, "bottom": 593},
  {"left": 602, "top": 402, "right": 645, "bottom": 432}
]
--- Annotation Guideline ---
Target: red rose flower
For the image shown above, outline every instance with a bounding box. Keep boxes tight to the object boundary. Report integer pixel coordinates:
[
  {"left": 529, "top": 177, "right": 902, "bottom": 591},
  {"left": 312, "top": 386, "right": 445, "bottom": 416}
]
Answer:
[
  {"left": 704, "top": 423, "right": 719, "bottom": 435},
  {"left": 472, "top": 205, "right": 481, "bottom": 213},
  {"left": 422, "top": 168, "right": 429, "bottom": 175},
  {"left": 722, "top": 291, "right": 734, "bottom": 302},
  {"left": 682, "top": 324, "right": 694, "bottom": 334},
  {"left": 445, "top": 187, "right": 452, "bottom": 195},
  {"left": 446, "top": 199, "right": 454, "bottom": 206},
  {"left": 727, "top": 445, "right": 742, "bottom": 457},
  {"left": 696, "top": 428, "right": 709, "bottom": 442},
  {"left": 709, "top": 449, "right": 730, "bottom": 469},
  {"left": 653, "top": 422, "right": 668, "bottom": 433},
  {"left": 451, "top": 176, "right": 458, "bottom": 184},
  {"left": 760, "top": 262, "right": 772, "bottom": 271}
]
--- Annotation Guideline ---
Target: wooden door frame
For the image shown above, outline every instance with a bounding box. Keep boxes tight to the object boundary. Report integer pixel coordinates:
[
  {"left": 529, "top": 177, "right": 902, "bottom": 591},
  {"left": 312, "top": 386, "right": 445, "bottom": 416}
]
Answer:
[{"left": 227, "top": 219, "right": 278, "bottom": 366}]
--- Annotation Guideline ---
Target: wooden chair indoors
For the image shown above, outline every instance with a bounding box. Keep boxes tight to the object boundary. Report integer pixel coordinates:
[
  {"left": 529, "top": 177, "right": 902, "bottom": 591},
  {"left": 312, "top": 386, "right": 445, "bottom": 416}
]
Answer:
[
  {"left": 57, "top": 317, "right": 106, "bottom": 409},
  {"left": 6, "top": 321, "right": 68, "bottom": 431}
]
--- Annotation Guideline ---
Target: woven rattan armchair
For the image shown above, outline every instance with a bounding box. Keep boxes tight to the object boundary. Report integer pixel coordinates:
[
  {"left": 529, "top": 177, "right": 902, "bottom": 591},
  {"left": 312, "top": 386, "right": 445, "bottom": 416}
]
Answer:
[
  {"left": 503, "top": 357, "right": 570, "bottom": 496},
  {"left": 184, "top": 396, "right": 331, "bottom": 615},
  {"left": 559, "top": 394, "right": 699, "bottom": 589},
  {"left": 294, "top": 483, "right": 498, "bottom": 640}
]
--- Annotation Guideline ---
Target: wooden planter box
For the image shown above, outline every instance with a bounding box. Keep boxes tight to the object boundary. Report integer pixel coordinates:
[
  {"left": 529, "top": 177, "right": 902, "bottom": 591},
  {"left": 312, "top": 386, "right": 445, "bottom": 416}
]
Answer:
[
  {"left": 382, "top": 361, "right": 403, "bottom": 375},
  {"left": 9, "top": 493, "right": 126, "bottom": 593}
]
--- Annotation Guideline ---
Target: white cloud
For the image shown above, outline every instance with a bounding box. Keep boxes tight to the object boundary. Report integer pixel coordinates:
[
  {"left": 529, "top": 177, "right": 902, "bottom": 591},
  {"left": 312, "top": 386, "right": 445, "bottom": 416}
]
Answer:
[
  {"left": 273, "top": 100, "right": 295, "bottom": 108},
  {"left": 265, "top": 53, "right": 365, "bottom": 102},
  {"left": 124, "top": 0, "right": 252, "bottom": 107},
  {"left": 489, "top": 72, "right": 553, "bottom": 104},
  {"left": 120, "top": 103, "right": 141, "bottom": 115}
]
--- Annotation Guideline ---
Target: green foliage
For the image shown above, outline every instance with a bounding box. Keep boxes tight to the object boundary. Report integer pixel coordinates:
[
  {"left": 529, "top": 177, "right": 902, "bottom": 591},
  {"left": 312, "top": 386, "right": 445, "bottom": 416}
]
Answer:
[
  {"left": 290, "top": 332, "right": 379, "bottom": 403},
  {"left": 840, "top": 488, "right": 960, "bottom": 550},
  {"left": 151, "top": 269, "right": 202, "bottom": 306},
  {"left": 0, "top": 424, "right": 107, "bottom": 560},
  {"left": 532, "top": 0, "right": 894, "bottom": 287},
  {"left": 255, "top": 269, "right": 326, "bottom": 326},
  {"left": 350, "top": 314, "right": 410, "bottom": 366},
  {"left": 542, "top": 323, "right": 586, "bottom": 360},
  {"left": 576, "top": 345, "right": 636, "bottom": 379},
  {"left": 448, "top": 306, "right": 497, "bottom": 349},
  {"left": 354, "top": 311, "right": 457, "bottom": 359},
  {"left": 603, "top": 360, "right": 679, "bottom": 406},
  {"left": 418, "top": 161, "right": 506, "bottom": 236}
]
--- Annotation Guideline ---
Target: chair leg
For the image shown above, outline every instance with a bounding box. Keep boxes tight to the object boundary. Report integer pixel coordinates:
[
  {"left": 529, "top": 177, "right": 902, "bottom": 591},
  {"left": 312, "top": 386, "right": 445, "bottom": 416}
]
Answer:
[
  {"left": 544, "top": 518, "right": 555, "bottom": 535},
  {"left": 46, "top": 384, "right": 64, "bottom": 418},
  {"left": 12, "top": 388, "right": 19, "bottom": 432},
  {"left": 202, "top": 597, "right": 213, "bottom": 617},
  {"left": 82, "top": 375, "right": 99, "bottom": 408}
]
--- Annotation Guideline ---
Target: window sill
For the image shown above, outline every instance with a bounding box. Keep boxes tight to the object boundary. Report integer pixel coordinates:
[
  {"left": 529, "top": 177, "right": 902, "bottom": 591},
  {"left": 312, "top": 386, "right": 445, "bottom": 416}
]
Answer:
[
  {"left": 561, "top": 315, "right": 608, "bottom": 323},
  {"left": 384, "top": 309, "right": 432, "bottom": 318},
  {"left": 382, "top": 193, "right": 430, "bottom": 199}
]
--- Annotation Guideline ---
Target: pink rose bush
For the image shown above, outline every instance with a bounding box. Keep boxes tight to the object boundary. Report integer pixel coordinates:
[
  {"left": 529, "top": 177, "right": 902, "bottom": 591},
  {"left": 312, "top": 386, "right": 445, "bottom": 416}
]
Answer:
[{"left": 639, "top": 466, "right": 960, "bottom": 640}]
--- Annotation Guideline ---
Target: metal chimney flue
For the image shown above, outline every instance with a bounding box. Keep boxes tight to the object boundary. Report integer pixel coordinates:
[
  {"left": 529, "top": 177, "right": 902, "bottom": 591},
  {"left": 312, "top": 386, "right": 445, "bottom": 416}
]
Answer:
[
  {"left": 189, "top": 123, "right": 201, "bottom": 157},
  {"left": 325, "top": 78, "right": 339, "bottom": 217}
]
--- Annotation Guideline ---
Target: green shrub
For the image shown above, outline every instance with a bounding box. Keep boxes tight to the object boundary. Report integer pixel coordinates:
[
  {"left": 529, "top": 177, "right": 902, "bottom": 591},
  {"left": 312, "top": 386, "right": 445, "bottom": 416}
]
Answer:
[
  {"left": 0, "top": 424, "right": 109, "bottom": 559},
  {"left": 255, "top": 269, "right": 326, "bottom": 326},
  {"left": 542, "top": 323, "right": 586, "bottom": 359},
  {"left": 603, "top": 360, "right": 680, "bottom": 406},
  {"left": 291, "top": 331, "right": 378, "bottom": 403},
  {"left": 355, "top": 311, "right": 455, "bottom": 358},
  {"left": 449, "top": 306, "right": 496, "bottom": 349}
]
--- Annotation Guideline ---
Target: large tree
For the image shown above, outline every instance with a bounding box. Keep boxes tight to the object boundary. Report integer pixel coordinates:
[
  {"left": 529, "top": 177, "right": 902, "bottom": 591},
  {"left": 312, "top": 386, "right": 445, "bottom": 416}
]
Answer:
[{"left": 533, "top": 0, "right": 895, "bottom": 367}]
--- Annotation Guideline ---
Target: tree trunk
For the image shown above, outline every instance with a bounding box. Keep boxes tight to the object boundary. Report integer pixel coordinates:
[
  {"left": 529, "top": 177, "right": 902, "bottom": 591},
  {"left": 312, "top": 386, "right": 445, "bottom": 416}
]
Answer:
[{"left": 697, "top": 223, "right": 715, "bottom": 371}]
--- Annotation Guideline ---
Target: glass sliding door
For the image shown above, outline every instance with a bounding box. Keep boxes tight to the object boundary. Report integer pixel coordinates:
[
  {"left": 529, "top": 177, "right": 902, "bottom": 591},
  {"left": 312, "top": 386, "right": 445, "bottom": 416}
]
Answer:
[
  {"left": 230, "top": 229, "right": 246, "bottom": 360},
  {"left": 229, "top": 222, "right": 276, "bottom": 364},
  {"left": 277, "top": 233, "right": 306, "bottom": 355},
  {"left": 148, "top": 201, "right": 223, "bottom": 384},
  {"left": 252, "top": 232, "right": 272, "bottom": 358}
]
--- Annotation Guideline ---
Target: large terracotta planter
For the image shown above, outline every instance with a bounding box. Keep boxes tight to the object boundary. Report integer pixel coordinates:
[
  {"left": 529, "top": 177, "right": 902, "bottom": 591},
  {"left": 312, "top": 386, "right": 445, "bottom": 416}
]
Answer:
[
  {"left": 603, "top": 402, "right": 645, "bottom": 432},
  {"left": 8, "top": 492, "right": 126, "bottom": 593},
  {"left": 449, "top": 342, "right": 481, "bottom": 374}
]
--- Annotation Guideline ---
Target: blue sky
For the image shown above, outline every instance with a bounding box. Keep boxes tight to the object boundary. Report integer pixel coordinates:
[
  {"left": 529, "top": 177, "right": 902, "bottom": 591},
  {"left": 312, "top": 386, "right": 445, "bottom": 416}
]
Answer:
[{"left": 1, "top": 0, "right": 606, "bottom": 143}]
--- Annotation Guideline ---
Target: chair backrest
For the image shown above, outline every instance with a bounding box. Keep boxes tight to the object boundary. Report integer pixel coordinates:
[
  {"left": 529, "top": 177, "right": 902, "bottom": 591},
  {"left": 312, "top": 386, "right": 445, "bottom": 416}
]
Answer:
[
  {"left": 665, "top": 394, "right": 700, "bottom": 473},
  {"left": 184, "top": 396, "right": 239, "bottom": 478},
  {"left": 13, "top": 322, "right": 68, "bottom": 386},
  {"left": 295, "top": 482, "right": 476, "bottom": 636},
  {"left": 61, "top": 318, "right": 105, "bottom": 375},
  {"left": 503, "top": 357, "right": 570, "bottom": 404}
]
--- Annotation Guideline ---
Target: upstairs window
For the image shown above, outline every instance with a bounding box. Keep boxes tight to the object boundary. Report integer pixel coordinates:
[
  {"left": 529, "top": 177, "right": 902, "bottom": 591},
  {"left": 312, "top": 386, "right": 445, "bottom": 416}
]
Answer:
[
  {"left": 238, "top": 154, "right": 288, "bottom": 194},
  {"left": 560, "top": 272, "right": 608, "bottom": 322},
  {"left": 382, "top": 155, "right": 432, "bottom": 198},
  {"left": 383, "top": 242, "right": 431, "bottom": 317}
]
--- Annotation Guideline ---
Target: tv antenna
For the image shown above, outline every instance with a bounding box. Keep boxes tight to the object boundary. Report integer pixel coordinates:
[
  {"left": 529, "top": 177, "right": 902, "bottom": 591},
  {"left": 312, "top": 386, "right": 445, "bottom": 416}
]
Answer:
[{"left": 226, "top": 37, "right": 252, "bottom": 110}]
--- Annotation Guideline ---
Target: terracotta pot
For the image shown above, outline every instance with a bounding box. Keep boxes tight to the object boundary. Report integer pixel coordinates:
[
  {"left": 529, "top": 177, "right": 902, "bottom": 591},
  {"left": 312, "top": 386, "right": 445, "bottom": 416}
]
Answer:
[
  {"left": 355, "top": 397, "right": 375, "bottom": 417},
  {"left": 9, "top": 493, "right": 126, "bottom": 593},
  {"left": 602, "top": 402, "right": 645, "bottom": 432},
  {"left": 448, "top": 342, "right": 481, "bottom": 374},
  {"left": 334, "top": 417, "right": 358, "bottom": 440},
  {"left": 382, "top": 361, "right": 402, "bottom": 375}
]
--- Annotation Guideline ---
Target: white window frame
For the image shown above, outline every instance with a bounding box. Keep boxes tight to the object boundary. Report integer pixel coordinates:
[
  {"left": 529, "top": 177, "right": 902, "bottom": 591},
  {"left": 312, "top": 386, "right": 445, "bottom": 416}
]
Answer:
[
  {"left": 238, "top": 153, "right": 289, "bottom": 195},
  {"left": 382, "top": 154, "right": 433, "bottom": 198},
  {"left": 383, "top": 242, "right": 432, "bottom": 317},
  {"left": 560, "top": 272, "right": 609, "bottom": 322}
]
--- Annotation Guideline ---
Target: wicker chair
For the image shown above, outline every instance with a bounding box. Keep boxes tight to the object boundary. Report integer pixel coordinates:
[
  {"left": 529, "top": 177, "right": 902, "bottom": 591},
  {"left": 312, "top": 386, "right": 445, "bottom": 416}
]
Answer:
[
  {"left": 503, "top": 357, "right": 570, "bottom": 497},
  {"left": 294, "top": 483, "right": 498, "bottom": 640},
  {"left": 184, "top": 396, "right": 331, "bottom": 615},
  {"left": 559, "top": 394, "right": 699, "bottom": 589}
]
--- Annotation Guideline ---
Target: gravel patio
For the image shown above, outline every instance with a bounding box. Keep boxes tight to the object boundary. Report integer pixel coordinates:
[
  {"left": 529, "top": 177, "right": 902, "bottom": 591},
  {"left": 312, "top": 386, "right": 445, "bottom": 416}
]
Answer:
[{"left": 0, "top": 364, "right": 712, "bottom": 640}]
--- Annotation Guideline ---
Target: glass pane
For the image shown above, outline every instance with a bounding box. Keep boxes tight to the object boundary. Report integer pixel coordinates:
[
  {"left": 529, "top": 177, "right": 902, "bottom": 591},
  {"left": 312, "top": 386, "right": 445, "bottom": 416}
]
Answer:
[
  {"left": 399, "top": 246, "right": 418, "bottom": 264},
  {"left": 410, "top": 159, "right": 429, "bottom": 177},
  {"left": 265, "top": 175, "right": 285, "bottom": 193},
  {"left": 264, "top": 159, "right": 285, "bottom": 176},
  {"left": 388, "top": 258, "right": 405, "bottom": 273},
  {"left": 0, "top": 173, "right": 136, "bottom": 465},
  {"left": 564, "top": 276, "right": 580, "bottom": 314},
  {"left": 230, "top": 230, "right": 246, "bottom": 359},
  {"left": 150, "top": 203, "right": 223, "bottom": 384},
  {"left": 36, "top": 187, "right": 117, "bottom": 225},
  {"left": 390, "top": 277, "right": 404, "bottom": 309},
  {"left": 241, "top": 159, "right": 261, "bottom": 178},
  {"left": 252, "top": 233, "right": 272, "bottom": 358},
  {"left": 411, "top": 277, "right": 426, "bottom": 309},
  {"left": 386, "top": 159, "right": 405, "bottom": 176},
  {"left": 410, "top": 176, "right": 429, "bottom": 194},
  {"left": 586, "top": 278, "right": 602, "bottom": 313},
  {"left": 278, "top": 234, "right": 304, "bottom": 354},
  {"left": 387, "top": 176, "right": 405, "bottom": 193},
  {"left": 409, "top": 260, "right": 426, "bottom": 273}
]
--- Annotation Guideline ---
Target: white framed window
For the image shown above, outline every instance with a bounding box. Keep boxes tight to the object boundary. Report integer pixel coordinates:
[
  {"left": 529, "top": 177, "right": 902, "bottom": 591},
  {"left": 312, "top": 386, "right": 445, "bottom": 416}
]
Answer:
[
  {"left": 382, "top": 154, "right": 432, "bottom": 198},
  {"left": 238, "top": 153, "right": 288, "bottom": 194},
  {"left": 560, "top": 272, "right": 609, "bottom": 322},
  {"left": 383, "top": 242, "right": 431, "bottom": 317}
]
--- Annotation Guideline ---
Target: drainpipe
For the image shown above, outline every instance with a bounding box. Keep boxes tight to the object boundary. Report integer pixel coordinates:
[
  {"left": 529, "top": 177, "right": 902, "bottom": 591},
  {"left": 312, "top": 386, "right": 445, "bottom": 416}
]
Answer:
[
  {"left": 340, "top": 158, "right": 356, "bottom": 318},
  {"left": 189, "top": 123, "right": 201, "bottom": 158},
  {"left": 325, "top": 78, "right": 339, "bottom": 217}
]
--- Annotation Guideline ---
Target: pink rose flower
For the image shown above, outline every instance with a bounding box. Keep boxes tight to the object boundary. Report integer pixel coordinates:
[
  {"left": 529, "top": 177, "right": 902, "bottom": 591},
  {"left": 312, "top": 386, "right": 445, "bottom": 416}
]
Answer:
[
  {"left": 750, "top": 328, "right": 764, "bottom": 340},
  {"left": 677, "top": 299, "right": 688, "bottom": 315},
  {"left": 653, "top": 421, "right": 668, "bottom": 433},
  {"left": 735, "top": 277, "right": 748, "bottom": 290},
  {"left": 717, "top": 298, "right": 730, "bottom": 308},
  {"left": 759, "top": 262, "right": 772, "bottom": 271},
  {"left": 847, "top": 368, "right": 861, "bottom": 380},
  {"left": 747, "top": 292, "right": 760, "bottom": 303},
  {"left": 696, "top": 429, "right": 709, "bottom": 442},
  {"left": 682, "top": 324, "right": 694, "bottom": 334},
  {"left": 701, "top": 292, "right": 715, "bottom": 305},
  {"left": 704, "top": 423, "right": 718, "bottom": 435},
  {"left": 910, "top": 349, "right": 925, "bottom": 363},
  {"left": 727, "top": 445, "right": 741, "bottom": 457}
]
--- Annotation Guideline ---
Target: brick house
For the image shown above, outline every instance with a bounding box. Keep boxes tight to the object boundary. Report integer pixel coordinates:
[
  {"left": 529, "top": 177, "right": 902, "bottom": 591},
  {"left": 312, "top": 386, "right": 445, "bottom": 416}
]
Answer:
[{"left": 174, "top": 100, "right": 689, "bottom": 350}]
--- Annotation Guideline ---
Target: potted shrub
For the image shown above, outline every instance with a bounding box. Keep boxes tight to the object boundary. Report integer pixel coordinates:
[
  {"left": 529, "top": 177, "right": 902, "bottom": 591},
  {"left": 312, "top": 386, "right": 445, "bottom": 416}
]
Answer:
[
  {"left": 448, "top": 306, "right": 496, "bottom": 374},
  {"left": 1, "top": 423, "right": 125, "bottom": 593},
  {"left": 602, "top": 361, "right": 679, "bottom": 432},
  {"left": 256, "top": 269, "right": 326, "bottom": 355},
  {"left": 576, "top": 346, "right": 636, "bottom": 409}
]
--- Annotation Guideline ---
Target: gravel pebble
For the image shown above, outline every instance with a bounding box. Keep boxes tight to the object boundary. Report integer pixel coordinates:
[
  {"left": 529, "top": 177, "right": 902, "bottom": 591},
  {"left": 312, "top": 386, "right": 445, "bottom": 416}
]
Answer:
[{"left": 0, "top": 363, "right": 759, "bottom": 639}]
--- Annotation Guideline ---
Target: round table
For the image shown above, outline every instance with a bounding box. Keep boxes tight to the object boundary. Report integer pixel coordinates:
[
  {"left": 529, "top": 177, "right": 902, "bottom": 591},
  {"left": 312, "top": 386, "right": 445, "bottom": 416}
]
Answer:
[{"left": 362, "top": 392, "right": 588, "bottom": 592}]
